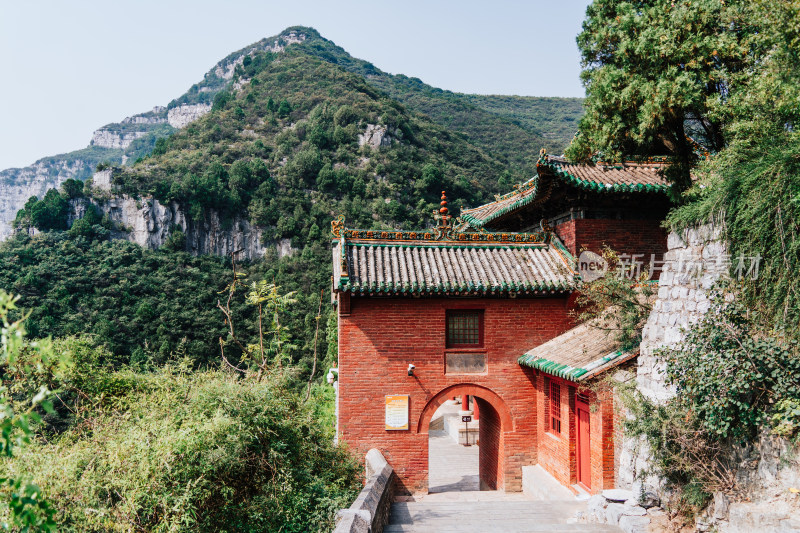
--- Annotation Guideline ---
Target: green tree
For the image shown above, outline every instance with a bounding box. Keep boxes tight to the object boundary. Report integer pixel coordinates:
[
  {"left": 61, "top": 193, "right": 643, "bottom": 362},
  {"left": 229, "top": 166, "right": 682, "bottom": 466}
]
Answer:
[
  {"left": 60, "top": 179, "right": 83, "bottom": 199},
  {"left": 277, "top": 99, "right": 292, "bottom": 117},
  {"left": 27, "top": 189, "right": 70, "bottom": 231},
  {"left": 666, "top": 0, "right": 800, "bottom": 330},
  {"left": 569, "top": 0, "right": 753, "bottom": 194},
  {"left": 0, "top": 291, "right": 64, "bottom": 530}
]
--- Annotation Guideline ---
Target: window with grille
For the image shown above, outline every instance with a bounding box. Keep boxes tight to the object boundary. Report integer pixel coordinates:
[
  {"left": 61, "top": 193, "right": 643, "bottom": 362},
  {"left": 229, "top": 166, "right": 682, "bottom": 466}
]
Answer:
[
  {"left": 446, "top": 310, "right": 483, "bottom": 348},
  {"left": 550, "top": 381, "right": 562, "bottom": 434}
]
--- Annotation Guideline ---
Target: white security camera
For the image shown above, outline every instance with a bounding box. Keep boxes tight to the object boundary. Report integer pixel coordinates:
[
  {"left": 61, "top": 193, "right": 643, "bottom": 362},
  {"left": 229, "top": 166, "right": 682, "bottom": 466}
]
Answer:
[{"left": 407, "top": 364, "right": 416, "bottom": 376}]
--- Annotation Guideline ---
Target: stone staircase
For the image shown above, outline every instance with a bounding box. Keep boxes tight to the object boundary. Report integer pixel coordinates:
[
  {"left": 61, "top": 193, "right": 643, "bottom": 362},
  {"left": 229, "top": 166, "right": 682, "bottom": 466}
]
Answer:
[{"left": 385, "top": 492, "right": 623, "bottom": 533}]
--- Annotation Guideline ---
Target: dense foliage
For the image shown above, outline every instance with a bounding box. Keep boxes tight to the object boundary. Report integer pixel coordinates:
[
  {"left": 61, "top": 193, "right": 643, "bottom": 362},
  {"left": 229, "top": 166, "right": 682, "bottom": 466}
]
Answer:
[
  {"left": 456, "top": 94, "right": 584, "bottom": 155},
  {"left": 666, "top": 0, "right": 800, "bottom": 332},
  {"left": 114, "top": 49, "right": 522, "bottom": 236},
  {"left": 2, "top": 337, "right": 359, "bottom": 532},
  {"left": 0, "top": 228, "right": 339, "bottom": 380},
  {"left": 0, "top": 291, "right": 64, "bottom": 530},
  {"left": 568, "top": 0, "right": 758, "bottom": 193},
  {"left": 275, "top": 29, "right": 570, "bottom": 168},
  {"left": 661, "top": 287, "right": 800, "bottom": 440},
  {"left": 623, "top": 287, "right": 800, "bottom": 514},
  {"left": 0, "top": 232, "right": 233, "bottom": 366}
]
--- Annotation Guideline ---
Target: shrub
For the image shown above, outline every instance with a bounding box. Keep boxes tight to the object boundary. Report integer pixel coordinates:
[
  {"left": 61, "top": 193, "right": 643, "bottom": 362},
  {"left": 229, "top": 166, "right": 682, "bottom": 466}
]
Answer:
[
  {"left": 660, "top": 284, "right": 800, "bottom": 440},
  {"left": 5, "top": 348, "right": 360, "bottom": 532}
]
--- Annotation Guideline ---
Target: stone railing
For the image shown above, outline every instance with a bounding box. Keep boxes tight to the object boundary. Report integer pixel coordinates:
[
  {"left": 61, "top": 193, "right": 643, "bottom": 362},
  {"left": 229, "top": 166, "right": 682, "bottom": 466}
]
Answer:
[{"left": 333, "top": 449, "right": 395, "bottom": 533}]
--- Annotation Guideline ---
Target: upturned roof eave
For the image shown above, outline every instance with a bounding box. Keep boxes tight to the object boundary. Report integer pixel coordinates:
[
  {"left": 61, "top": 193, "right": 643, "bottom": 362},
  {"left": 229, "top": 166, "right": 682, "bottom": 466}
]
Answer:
[
  {"left": 517, "top": 349, "right": 637, "bottom": 382},
  {"left": 459, "top": 156, "right": 671, "bottom": 228}
]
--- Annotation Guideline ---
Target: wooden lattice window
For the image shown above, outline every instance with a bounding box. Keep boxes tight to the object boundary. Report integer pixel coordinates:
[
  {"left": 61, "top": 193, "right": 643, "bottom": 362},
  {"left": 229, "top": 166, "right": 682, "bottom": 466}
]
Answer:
[
  {"left": 550, "top": 381, "right": 562, "bottom": 434},
  {"left": 446, "top": 310, "right": 483, "bottom": 348}
]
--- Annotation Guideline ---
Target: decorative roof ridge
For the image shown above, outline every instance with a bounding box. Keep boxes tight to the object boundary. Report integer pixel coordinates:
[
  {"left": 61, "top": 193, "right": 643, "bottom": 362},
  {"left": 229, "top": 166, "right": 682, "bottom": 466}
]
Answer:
[
  {"left": 549, "top": 233, "right": 578, "bottom": 272},
  {"left": 330, "top": 216, "right": 552, "bottom": 246}
]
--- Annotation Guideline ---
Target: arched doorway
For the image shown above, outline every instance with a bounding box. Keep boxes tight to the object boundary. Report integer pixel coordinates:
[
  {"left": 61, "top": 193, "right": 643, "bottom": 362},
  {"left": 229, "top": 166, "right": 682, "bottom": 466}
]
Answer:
[{"left": 418, "top": 384, "right": 513, "bottom": 492}]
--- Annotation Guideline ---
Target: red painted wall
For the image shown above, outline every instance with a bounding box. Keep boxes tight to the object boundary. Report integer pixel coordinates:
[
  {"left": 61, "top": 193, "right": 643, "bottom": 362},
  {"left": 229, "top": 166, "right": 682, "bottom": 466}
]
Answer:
[
  {"left": 536, "top": 373, "right": 573, "bottom": 487},
  {"left": 337, "top": 296, "right": 574, "bottom": 494}
]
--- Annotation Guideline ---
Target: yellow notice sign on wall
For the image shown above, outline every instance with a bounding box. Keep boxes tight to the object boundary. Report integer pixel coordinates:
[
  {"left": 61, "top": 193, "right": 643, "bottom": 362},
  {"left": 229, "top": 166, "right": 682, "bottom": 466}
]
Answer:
[{"left": 385, "top": 395, "right": 409, "bottom": 431}]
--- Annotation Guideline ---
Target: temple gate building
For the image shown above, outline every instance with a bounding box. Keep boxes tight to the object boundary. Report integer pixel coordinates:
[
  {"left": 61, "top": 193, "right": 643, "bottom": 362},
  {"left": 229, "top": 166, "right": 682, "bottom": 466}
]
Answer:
[{"left": 331, "top": 154, "right": 672, "bottom": 496}]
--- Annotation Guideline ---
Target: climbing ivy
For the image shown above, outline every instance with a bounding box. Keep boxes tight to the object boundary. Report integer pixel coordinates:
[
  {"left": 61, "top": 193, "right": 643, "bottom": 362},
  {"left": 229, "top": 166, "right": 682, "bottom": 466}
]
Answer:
[{"left": 659, "top": 285, "right": 800, "bottom": 440}]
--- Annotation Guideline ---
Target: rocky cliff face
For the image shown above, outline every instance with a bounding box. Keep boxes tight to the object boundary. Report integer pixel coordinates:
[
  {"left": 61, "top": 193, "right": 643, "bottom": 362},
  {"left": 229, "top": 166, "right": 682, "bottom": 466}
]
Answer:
[
  {"left": 167, "top": 104, "right": 212, "bottom": 129},
  {"left": 90, "top": 130, "right": 148, "bottom": 149},
  {"left": 68, "top": 170, "right": 289, "bottom": 261},
  {"left": 358, "top": 124, "right": 399, "bottom": 149},
  {"left": 213, "top": 30, "right": 307, "bottom": 81},
  {"left": 90, "top": 106, "right": 169, "bottom": 149},
  {"left": 0, "top": 158, "right": 94, "bottom": 240},
  {"left": 71, "top": 195, "right": 269, "bottom": 261},
  {"left": 121, "top": 106, "right": 166, "bottom": 124}
]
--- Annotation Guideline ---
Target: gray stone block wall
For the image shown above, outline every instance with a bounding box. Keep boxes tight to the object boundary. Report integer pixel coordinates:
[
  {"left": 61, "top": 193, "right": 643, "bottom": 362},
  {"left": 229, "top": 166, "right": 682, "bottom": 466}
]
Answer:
[
  {"left": 620, "top": 224, "right": 725, "bottom": 493},
  {"left": 617, "top": 224, "right": 800, "bottom": 531},
  {"left": 636, "top": 224, "right": 724, "bottom": 403}
]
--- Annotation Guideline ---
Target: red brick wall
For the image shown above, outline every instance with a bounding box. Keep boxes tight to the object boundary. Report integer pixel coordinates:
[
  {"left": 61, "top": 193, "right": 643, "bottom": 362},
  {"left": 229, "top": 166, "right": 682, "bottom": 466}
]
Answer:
[
  {"left": 556, "top": 219, "right": 667, "bottom": 266},
  {"left": 535, "top": 376, "right": 617, "bottom": 494},
  {"left": 600, "top": 390, "right": 616, "bottom": 489},
  {"left": 536, "top": 374, "right": 572, "bottom": 486},
  {"left": 337, "top": 296, "right": 574, "bottom": 494},
  {"left": 476, "top": 397, "right": 502, "bottom": 490}
]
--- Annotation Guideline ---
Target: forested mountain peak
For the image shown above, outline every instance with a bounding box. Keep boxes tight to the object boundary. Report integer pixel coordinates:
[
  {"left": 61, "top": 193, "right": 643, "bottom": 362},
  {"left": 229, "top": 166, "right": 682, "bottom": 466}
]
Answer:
[
  {"left": 5, "top": 24, "right": 585, "bottom": 372},
  {"left": 0, "top": 25, "right": 582, "bottom": 241}
]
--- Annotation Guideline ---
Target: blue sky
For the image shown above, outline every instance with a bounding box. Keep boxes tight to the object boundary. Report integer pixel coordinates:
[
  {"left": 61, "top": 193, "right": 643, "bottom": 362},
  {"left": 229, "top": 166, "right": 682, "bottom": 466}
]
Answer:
[{"left": 0, "top": 0, "right": 591, "bottom": 170}]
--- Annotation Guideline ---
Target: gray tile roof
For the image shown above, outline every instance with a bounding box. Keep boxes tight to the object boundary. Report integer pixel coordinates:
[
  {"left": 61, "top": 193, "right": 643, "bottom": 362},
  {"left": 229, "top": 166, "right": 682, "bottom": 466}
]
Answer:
[
  {"left": 517, "top": 321, "right": 635, "bottom": 381},
  {"left": 331, "top": 222, "right": 578, "bottom": 296},
  {"left": 460, "top": 154, "right": 670, "bottom": 229}
]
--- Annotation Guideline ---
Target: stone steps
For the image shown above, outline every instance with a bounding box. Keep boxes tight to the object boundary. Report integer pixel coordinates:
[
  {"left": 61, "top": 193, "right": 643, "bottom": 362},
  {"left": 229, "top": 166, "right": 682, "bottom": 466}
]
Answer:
[
  {"left": 386, "top": 499, "right": 623, "bottom": 533},
  {"left": 385, "top": 522, "right": 620, "bottom": 530}
]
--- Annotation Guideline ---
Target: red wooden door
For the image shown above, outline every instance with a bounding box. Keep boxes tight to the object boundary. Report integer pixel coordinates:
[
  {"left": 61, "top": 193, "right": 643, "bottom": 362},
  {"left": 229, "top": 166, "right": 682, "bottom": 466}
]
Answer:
[{"left": 577, "top": 404, "right": 591, "bottom": 489}]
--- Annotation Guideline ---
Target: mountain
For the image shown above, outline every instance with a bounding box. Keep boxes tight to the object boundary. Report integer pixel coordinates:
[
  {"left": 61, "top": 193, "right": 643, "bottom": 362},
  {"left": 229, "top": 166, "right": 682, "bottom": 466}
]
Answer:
[
  {"left": 0, "top": 27, "right": 582, "bottom": 240},
  {"left": 456, "top": 94, "right": 584, "bottom": 153},
  {"left": 2, "top": 27, "right": 585, "bottom": 367}
]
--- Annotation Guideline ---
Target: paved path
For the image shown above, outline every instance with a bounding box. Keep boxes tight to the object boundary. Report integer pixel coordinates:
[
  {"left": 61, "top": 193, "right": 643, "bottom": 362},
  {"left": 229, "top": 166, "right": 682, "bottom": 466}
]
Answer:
[
  {"left": 428, "top": 429, "right": 479, "bottom": 492},
  {"left": 384, "top": 428, "right": 622, "bottom": 532}
]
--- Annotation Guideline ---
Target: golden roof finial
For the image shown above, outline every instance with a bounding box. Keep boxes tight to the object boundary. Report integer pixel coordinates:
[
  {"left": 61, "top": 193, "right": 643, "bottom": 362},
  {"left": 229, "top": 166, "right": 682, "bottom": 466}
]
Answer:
[
  {"left": 432, "top": 191, "right": 453, "bottom": 240},
  {"left": 438, "top": 190, "right": 452, "bottom": 229}
]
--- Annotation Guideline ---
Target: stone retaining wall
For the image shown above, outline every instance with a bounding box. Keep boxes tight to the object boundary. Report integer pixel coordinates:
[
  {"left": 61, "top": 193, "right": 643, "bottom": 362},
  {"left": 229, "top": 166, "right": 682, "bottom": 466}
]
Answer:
[
  {"left": 333, "top": 449, "right": 395, "bottom": 533},
  {"left": 615, "top": 224, "right": 800, "bottom": 532}
]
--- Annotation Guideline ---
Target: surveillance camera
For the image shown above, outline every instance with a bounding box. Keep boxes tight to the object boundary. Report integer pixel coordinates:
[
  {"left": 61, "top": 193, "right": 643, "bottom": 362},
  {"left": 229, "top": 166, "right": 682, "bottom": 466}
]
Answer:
[{"left": 407, "top": 364, "right": 416, "bottom": 376}]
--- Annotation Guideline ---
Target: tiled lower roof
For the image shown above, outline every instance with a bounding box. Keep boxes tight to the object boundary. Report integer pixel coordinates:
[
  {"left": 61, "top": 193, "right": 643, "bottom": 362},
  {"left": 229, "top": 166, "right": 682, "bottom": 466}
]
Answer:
[
  {"left": 460, "top": 155, "right": 670, "bottom": 228},
  {"left": 542, "top": 156, "right": 670, "bottom": 192},
  {"left": 460, "top": 177, "right": 539, "bottom": 229},
  {"left": 517, "top": 321, "right": 635, "bottom": 381},
  {"left": 331, "top": 222, "right": 578, "bottom": 296}
]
